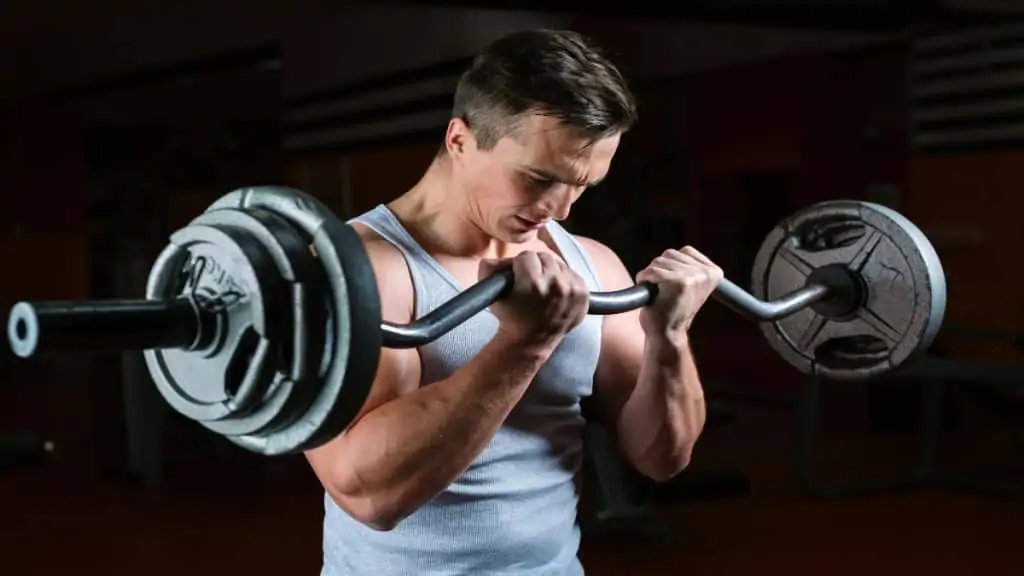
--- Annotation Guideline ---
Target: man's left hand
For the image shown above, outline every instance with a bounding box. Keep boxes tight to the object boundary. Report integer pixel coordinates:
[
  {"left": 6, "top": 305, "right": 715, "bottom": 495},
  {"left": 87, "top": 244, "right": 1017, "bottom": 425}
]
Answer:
[{"left": 636, "top": 247, "right": 723, "bottom": 338}]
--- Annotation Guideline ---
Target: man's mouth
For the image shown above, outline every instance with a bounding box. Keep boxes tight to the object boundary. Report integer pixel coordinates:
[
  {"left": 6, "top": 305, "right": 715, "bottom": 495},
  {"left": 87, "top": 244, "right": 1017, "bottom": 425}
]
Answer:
[{"left": 516, "top": 216, "right": 545, "bottom": 229}]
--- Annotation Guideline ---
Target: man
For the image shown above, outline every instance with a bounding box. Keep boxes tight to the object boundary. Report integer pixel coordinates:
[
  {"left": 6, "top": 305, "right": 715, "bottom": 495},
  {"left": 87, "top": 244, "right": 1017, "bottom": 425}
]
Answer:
[{"left": 305, "top": 29, "right": 723, "bottom": 575}]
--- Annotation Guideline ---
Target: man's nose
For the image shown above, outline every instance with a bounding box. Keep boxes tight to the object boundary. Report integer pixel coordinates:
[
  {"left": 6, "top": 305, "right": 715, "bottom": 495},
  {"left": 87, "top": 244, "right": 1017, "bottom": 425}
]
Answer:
[{"left": 544, "top": 187, "right": 575, "bottom": 221}]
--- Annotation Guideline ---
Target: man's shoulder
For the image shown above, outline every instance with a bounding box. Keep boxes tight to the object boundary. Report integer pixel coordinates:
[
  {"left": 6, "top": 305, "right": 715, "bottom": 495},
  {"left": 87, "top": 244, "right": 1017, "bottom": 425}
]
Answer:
[
  {"left": 347, "top": 220, "right": 415, "bottom": 319},
  {"left": 570, "top": 234, "right": 620, "bottom": 267},
  {"left": 345, "top": 217, "right": 400, "bottom": 258},
  {"left": 569, "top": 233, "right": 634, "bottom": 290}
]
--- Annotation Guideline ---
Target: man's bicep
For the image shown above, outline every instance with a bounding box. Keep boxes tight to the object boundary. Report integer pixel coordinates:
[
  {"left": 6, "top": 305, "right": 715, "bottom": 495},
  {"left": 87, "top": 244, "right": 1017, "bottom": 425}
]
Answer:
[
  {"left": 304, "top": 346, "right": 421, "bottom": 487},
  {"left": 343, "top": 229, "right": 422, "bottom": 417},
  {"left": 305, "top": 232, "right": 420, "bottom": 463}
]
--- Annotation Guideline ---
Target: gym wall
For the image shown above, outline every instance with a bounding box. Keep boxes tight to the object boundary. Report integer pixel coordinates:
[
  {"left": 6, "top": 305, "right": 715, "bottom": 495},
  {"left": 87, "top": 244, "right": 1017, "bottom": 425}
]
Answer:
[
  {"left": 904, "top": 26, "right": 1024, "bottom": 364},
  {"left": 0, "top": 56, "right": 285, "bottom": 477},
  {"left": 0, "top": 100, "right": 89, "bottom": 302},
  {"left": 0, "top": 100, "right": 95, "bottom": 473},
  {"left": 284, "top": 142, "right": 440, "bottom": 221},
  {"left": 910, "top": 153, "right": 1022, "bottom": 363}
]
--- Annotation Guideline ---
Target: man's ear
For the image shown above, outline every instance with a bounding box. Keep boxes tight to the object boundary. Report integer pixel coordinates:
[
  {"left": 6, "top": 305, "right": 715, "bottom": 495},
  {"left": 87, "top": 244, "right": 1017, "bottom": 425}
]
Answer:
[{"left": 444, "top": 117, "right": 475, "bottom": 159}]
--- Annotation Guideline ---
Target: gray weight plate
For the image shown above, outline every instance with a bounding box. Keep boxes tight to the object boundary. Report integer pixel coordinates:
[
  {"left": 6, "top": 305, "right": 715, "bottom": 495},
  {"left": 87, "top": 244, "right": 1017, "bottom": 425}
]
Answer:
[
  {"left": 750, "top": 200, "right": 947, "bottom": 381},
  {"left": 205, "top": 186, "right": 382, "bottom": 456},
  {"left": 184, "top": 207, "right": 329, "bottom": 438},
  {"left": 143, "top": 222, "right": 284, "bottom": 422},
  {"left": 291, "top": 213, "right": 381, "bottom": 451}
]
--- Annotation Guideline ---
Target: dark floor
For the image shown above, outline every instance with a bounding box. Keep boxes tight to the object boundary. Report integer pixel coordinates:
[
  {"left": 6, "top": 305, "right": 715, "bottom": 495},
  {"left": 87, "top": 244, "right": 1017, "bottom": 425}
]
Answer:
[{"left": 2, "top": 381, "right": 1022, "bottom": 576}]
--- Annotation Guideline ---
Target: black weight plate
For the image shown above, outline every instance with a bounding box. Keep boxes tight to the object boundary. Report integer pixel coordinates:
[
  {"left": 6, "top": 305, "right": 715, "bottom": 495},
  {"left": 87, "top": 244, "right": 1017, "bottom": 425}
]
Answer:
[
  {"left": 184, "top": 207, "right": 329, "bottom": 438},
  {"left": 291, "top": 215, "right": 382, "bottom": 451},
  {"left": 750, "top": 201, "right": 946, "bottom": 381},
  {"left": 144, "top": 222, "right": 285, "bottom": 422},
  {"left": 205, "top": 186, "right": 382, "bottom": 455}
]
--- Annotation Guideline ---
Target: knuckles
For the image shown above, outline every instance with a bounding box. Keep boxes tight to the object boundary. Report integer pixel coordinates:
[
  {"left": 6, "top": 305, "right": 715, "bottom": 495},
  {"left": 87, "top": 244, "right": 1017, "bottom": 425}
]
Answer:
[
  {"left": 512, "top": 250, "right": 588, "bottom": 303},
  {"left": 679, "top": 274, "right": 704, "bottom": 287},
  {"left": 569, "top": 277, "right": 590, "bottom": 300},
  {"left": 547, "top": 271, "right": 588, "bottom": 299}
]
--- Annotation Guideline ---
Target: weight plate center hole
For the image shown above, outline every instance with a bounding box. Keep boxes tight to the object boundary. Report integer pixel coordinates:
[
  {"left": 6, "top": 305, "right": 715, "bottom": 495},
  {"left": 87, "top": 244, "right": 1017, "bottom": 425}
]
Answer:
[{"left": 806, "top": 264, "right": 866, "bottom": 320}]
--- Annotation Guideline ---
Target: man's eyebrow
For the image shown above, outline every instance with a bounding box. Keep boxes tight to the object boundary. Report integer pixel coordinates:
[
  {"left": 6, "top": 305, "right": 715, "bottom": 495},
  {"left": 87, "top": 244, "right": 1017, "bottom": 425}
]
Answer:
[{"left": 525, "top": 167, "right": 604, "bottom": 187}]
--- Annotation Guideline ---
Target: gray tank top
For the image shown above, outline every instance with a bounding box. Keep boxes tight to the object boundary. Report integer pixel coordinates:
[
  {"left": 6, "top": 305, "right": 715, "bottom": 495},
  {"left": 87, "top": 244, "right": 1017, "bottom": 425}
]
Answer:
[{"left": 320, "top": 205, "right": 604, "bottom": 576}]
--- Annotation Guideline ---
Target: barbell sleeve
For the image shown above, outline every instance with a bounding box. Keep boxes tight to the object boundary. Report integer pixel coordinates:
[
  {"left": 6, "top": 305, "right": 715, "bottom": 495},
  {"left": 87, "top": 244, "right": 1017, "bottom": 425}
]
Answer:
[
  {"left": 380, "top": 270, "right": 835, "bottom": 348},
  {"left": 7, "top": 298, "right": 204, "bottom": 358}
]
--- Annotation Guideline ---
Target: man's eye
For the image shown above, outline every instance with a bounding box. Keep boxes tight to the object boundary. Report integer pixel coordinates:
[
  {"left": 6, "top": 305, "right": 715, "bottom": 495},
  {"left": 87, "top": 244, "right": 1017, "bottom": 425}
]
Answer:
[{"left": 526, "top": 176, "right": 555, "bottom": 189}]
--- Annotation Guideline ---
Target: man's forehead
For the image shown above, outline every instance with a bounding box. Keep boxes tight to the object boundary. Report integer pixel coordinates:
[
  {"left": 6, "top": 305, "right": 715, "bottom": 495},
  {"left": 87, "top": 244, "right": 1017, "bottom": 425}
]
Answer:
[
  {"left": 518, "top": 137, "right": 600, "bottom": 166},
  {"left": 494, "top": 114, "right": 619, "bottom": 178},
  {"left": 513, "top": 115, "right": 595, "bottom": 150},
  {"left": 513, "top": 123, "right": 617, "bottom": 160}
]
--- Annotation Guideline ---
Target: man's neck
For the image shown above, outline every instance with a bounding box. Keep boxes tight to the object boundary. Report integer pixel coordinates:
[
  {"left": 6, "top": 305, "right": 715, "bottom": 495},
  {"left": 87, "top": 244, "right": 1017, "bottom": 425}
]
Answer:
[{"left": 388, "top": 157, "right": 514, "bottom": 259}]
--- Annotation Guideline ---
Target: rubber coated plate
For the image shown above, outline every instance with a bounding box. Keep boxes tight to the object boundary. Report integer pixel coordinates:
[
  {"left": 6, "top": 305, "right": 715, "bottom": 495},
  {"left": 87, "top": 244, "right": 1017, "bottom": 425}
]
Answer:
[
  {"left": 750, "top": 201, "right": 946, "bottom": 380},
  {"left": 205, "top": 186, "right": 382, "bottom": 455},
  {"left": 185, "top": 207, "right": 328, "bottom": 439},
  {"left": 144, "top": 220, "right": 284, "bottom": 422}
]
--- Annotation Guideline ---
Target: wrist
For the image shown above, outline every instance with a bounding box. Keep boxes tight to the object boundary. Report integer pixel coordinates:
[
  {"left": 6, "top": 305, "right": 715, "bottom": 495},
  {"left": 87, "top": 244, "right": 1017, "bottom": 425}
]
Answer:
[
  {"left": 491, "top": 327, "right": 559, "bottom": 362},
  {"left": 643, "top": 325, "right": 690, "bottom": 353},
  {"left": 642, "top": 330, "right": 703, "bottom": 401}
]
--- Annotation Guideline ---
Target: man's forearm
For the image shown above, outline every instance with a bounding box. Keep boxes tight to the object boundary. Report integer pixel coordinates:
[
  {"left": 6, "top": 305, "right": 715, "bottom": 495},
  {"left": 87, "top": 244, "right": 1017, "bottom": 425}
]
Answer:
[
  {"left": 616, "top": 331, "right": 706, "bottom": 481},
  {"left": 327, "top": 334, "right": 553, "bottom": 529}
]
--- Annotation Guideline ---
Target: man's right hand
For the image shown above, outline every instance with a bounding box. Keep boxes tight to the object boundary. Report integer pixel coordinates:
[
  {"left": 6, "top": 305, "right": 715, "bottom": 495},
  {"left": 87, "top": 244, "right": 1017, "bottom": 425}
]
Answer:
[{"left": 480, "top": 251, "right": 590, "bottom": 347}]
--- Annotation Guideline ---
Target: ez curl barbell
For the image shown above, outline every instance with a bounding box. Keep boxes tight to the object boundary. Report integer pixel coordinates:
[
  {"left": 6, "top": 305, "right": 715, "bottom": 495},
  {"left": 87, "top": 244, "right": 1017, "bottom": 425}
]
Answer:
[{"left": 7, "top": 187, "right": 946, "bottom": 456}]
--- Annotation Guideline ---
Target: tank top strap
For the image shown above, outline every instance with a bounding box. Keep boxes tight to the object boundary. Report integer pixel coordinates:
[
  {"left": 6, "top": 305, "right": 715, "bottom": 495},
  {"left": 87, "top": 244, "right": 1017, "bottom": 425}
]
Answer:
[
  {"left": 543, "top": 221, "right": 604, "bottom": 293},
  {"left": 348, "top": 205, "right": 462, "bottom": 318}
]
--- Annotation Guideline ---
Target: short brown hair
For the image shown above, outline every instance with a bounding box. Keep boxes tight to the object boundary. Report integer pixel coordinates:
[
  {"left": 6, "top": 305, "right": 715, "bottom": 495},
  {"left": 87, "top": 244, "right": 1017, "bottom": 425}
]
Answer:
[{"left": 451, "top": 29, "right": 637, "bottom": 150}]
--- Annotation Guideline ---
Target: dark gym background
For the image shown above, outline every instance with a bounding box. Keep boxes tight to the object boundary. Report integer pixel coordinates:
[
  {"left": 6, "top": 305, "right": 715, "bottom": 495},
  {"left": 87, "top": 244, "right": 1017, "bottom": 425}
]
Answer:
[{"left": 2, "top": 1, "right": 1023, "bottom": 574}]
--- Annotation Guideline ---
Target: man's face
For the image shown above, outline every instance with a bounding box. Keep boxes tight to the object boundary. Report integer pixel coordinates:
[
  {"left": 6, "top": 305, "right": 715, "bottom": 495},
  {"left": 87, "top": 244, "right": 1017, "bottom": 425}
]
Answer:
[{"left": 451, "top": 114, "right": 621, "bottom": 243}]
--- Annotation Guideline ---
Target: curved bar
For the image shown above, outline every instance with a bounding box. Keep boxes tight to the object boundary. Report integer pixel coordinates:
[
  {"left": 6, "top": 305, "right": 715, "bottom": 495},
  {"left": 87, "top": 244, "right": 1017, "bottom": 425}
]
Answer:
[
  {"left": 381, "top": 271, "right": 834, "bottom": 348},
  {"left": 713, "top": 279, "right": 832, "bottom": 322},
  {"left": 382, "top": 269, "right": 515, "bottom": 349},
  {"left": 589, "top": 284, "right": 658, "bottom": 314}
]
